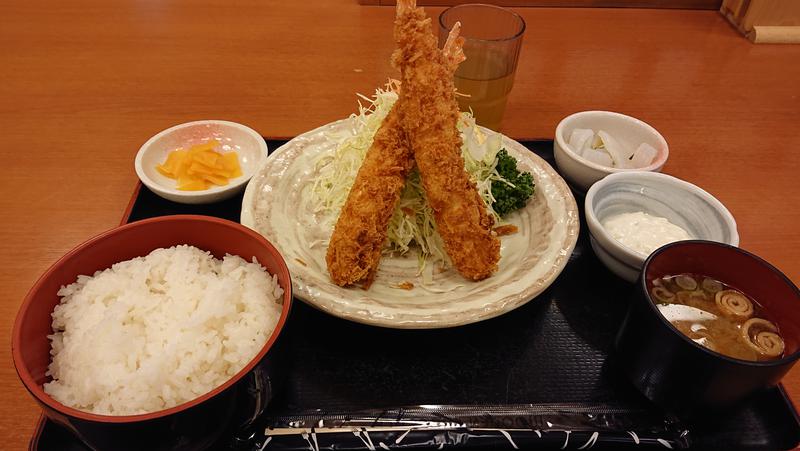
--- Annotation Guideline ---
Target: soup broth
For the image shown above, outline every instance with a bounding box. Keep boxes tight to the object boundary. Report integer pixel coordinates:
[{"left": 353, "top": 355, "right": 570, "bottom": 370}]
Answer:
[{"left": 649, "top": 273, "right": 785, "bottom": 362}]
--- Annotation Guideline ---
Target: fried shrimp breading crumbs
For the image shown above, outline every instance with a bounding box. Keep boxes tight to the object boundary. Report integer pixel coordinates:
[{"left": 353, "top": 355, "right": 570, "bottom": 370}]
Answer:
[
  {"left": 393, "top": 0, "right": 500, "bottom": 281},
  {"left": 324, "top": 0, "right": 506, "bottom": 288},
  {"left": 494, "top": 224, "right": 519, "bottom": 237},
  {"left": 325, "top": 103, "right": 415, "bottom": 288},
  {"left": 392, "top": 281, "right": 415, "bottom": 290}
]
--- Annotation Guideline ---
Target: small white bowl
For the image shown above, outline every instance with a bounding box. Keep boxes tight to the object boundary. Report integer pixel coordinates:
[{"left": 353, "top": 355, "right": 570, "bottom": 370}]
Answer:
[
  {"left": 135, "top": 120, "right": 268, "bottom": 204},
  {"left": 585, "top": 171, "right": 739, "bottom": 282},
  {"left": 554, "top": 111, "right": 669, "bottom": 193}
]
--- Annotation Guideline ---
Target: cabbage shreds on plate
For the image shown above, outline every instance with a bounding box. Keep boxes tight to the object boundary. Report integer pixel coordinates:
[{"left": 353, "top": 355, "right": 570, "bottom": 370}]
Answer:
[{"left": 307, "top": 85, "right": 534, "bottom": 272}]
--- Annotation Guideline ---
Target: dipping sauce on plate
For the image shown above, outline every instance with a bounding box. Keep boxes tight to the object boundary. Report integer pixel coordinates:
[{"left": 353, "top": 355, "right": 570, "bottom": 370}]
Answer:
[{"left": 602, "top": 211, "right": 690, "bottom": 256}]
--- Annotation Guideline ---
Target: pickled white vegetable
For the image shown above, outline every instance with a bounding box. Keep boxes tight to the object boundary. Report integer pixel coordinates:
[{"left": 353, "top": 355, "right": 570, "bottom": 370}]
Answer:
[
  {"left": 582, "top": 149, "right": 613, "bottom": 166},
  {"left": 597, "top": 130, "right": 631, "bottom": 168},
  {"left": 568, "top": 128, "right": 594, "bottom": 154},
  {"left": 630, "top": 142, "right": 657, "bottom": 168},
  {"left": 569, "top": 128, "right": 659, "bottom": 170}
]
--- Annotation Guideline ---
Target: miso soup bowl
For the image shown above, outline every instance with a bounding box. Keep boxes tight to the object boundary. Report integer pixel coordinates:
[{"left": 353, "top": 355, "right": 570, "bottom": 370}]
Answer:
[
  {"left": 615, "top": 240, "right": 800, "bottom": 415},
  {"left": 12, "top": 215, "right": 293, "bottom": 451}
]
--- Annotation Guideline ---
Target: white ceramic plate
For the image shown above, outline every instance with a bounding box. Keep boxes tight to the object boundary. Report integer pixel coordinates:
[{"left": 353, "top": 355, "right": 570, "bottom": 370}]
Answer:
[
  {"left": 135, "top": 120, "right": 268, "bottom": 204},
  {"left": 241, "top": 119, "right": 579, "bottom": 329}
]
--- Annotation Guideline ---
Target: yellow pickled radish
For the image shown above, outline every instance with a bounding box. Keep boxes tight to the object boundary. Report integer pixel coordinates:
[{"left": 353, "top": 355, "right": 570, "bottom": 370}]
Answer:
[
  {"left": 191, "top": 149, "right": 220, "bottom": 168},
  {"left": 177, "top": 178, "right": 207, "bottom": 191},
  {"left": 188, "top": 161, "right": 220, "bottom": 176},
  {"left": 156, "top": 140, "right": 242, "bottom": 191},
  {"left": 188, "top": 141, "right": 220, "bottom": 154},
  {"left": 201, "top": 173, "right": 230, "bottom": 186},
  {"left": 221, "top": 152, "right": 243, "bottom": 178},
  {"left": 156, "top": 150, "right": 188, "bottom": 177}
]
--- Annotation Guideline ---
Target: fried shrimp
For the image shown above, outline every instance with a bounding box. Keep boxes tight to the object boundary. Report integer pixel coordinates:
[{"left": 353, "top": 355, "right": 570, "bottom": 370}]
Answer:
[
  {"left": 393, "top": 0, "right": 500, "bottom": 281},
  {"left": 325, "top": 102, "right": 415, "bottom": 288}
]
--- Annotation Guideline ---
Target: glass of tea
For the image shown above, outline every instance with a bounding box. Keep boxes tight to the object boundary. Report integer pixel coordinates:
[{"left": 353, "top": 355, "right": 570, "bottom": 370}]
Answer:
[{"left": 438, "top": 4, "right": 526, "bottom": 131}]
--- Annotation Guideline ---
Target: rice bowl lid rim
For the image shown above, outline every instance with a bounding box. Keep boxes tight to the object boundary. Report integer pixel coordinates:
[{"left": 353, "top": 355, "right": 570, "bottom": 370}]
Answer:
[
  {"left": 11, "top": 214, "right": 293, "bottom": 423},
  {"left": 554, "top": 110, "right": 669, "bottom": 173},
  {"left": 640, "top": 239, "right": 800, "bottom": 368}
]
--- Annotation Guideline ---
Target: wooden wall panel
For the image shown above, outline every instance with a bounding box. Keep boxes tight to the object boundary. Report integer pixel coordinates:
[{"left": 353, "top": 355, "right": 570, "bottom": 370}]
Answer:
[
  {"left": 361, "top": 0, "right": 722, "bottom": 9},
  {"left": 721, "top": 0, "right": 800, "bottom": 43}
]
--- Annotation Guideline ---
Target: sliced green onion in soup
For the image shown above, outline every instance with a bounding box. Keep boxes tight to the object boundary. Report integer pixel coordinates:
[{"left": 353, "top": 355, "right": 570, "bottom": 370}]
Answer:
[
  {"left": 651, "top": 286, "right": 675, "bottom": 303},
  {"left": 701, "top": 277, "right": 723, "bottom": 294},
  {"left": 675, "top": 274, "right": 698, "bottom": 291}
]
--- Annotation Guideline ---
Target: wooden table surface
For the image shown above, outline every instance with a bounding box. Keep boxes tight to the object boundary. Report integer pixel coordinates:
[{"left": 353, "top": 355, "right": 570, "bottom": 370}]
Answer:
[{"left": 1, "top": 0, "right": 799, "bottom": 448}]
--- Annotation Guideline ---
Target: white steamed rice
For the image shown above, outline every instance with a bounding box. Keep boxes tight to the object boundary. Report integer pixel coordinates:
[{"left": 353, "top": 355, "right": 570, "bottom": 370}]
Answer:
[{"left": 43, "top": 245, "right": 284, "bottom": 416}]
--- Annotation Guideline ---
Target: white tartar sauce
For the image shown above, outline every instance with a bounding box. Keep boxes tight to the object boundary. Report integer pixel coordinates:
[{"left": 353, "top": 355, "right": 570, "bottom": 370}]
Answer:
[{"left": 602, "top": 211, "right": 691, "bottom": 256}]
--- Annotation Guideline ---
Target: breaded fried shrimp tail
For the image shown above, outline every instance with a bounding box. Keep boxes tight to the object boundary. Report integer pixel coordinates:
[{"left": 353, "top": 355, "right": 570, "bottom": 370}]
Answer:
[
  {"left": 442, "top": 22, "right": 466, "bottom": 72},
  {"left": 394, "top": 0, "right": 500, "bottom": 281},
  {"left": 326, "top": 103, "right": 415, "bottom": 288}
]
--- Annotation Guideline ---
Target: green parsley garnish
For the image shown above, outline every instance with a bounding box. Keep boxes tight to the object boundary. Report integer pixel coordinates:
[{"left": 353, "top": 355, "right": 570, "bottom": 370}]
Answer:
[{"left": 491, "top": 149, "right": 535, "bottom": 217}]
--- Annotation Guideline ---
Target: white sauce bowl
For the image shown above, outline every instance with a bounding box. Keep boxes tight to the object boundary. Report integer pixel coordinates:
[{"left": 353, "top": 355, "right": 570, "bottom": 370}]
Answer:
[{"left": 585, "top": 171, "right": 739, "bottom": 282}]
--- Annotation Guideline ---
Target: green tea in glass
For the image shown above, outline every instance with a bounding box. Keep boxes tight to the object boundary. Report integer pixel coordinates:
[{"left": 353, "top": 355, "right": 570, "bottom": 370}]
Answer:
[{"left": 439, "top": 4, "right": 526, "bottom": 131}]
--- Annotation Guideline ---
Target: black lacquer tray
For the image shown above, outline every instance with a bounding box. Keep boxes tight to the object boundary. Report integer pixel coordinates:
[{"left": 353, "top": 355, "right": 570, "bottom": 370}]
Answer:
[{"left": 30, "top": 140, "right": 800, "bottom": 451}]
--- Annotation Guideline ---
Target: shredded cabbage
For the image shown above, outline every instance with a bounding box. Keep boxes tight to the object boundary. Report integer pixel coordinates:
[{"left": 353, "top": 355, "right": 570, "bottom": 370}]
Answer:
[{"left": 308, "top": 84, "right": 511, "bottom": 271}]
